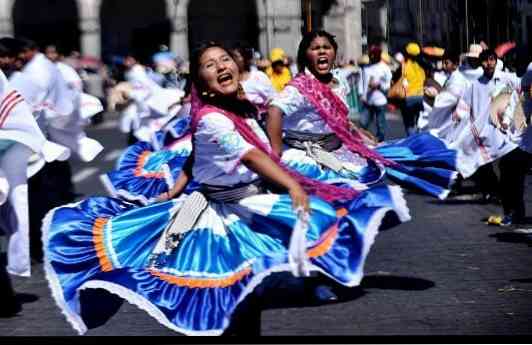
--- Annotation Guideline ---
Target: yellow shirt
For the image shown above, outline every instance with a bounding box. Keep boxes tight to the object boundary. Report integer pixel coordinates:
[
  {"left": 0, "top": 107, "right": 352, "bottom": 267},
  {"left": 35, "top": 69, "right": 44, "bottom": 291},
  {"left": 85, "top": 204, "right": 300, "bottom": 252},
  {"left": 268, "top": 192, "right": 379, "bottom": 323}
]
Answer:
[
  {"left": 266, "top": 66, "right": 292, "bottom": 92},
  {"left": 404, "top": 60, "right": 426, "bottom": 97}
]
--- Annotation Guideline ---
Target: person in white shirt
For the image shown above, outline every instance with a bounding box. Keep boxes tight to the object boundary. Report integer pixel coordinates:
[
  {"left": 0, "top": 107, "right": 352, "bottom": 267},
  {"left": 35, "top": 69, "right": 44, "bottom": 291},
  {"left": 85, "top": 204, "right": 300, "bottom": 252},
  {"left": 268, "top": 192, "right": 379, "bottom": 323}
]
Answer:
[
  {"left": 489, "top": 63, "right": 531, "bottom": 227},
  {"left": 118, "top": 54, "right": 184, "bottom": 144},
  {"left": 358, "top": 45, "right": 392, "bottom": 142},
  {"left": 454, "top": 49, "right": 522, "bottom": 206},
  {"left": 230, "top": 43, "right": 277, "bottom": 125}
]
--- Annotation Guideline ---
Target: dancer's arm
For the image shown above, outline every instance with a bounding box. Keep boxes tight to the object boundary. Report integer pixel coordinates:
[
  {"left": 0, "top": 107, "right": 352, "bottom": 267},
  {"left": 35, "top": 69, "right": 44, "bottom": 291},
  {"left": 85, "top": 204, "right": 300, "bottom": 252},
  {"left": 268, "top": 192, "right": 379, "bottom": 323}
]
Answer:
[
  {"left": 242, "top": 148, "right": 309, "bottom": 212},
  {"left": 266, "top": 105, "right": 284, "bottom": 157},
  {"left": 156, "top": 155, "right": 193, "bottom": 202}
]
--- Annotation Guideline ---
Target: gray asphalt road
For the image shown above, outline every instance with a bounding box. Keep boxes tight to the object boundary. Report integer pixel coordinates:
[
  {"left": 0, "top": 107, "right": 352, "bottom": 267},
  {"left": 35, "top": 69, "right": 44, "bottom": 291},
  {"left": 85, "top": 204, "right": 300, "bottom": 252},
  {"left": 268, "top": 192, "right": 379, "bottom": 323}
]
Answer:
[{"left": 2, "top": 111, "right": 532, "bottom": 336}]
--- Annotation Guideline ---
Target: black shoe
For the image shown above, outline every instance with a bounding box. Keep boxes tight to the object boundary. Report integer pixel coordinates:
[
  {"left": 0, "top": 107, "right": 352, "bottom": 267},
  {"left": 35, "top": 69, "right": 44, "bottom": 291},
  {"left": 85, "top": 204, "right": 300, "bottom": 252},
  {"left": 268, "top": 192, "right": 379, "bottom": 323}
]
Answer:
[{"left": 313, "top": 284, "right": 338, "bottom": 302}]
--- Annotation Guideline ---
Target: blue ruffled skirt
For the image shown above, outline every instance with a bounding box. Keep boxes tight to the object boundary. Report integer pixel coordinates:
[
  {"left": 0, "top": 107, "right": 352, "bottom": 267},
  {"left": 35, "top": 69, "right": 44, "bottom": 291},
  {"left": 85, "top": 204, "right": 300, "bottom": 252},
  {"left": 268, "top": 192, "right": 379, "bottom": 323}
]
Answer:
[
  {"left": 102, "top": 131, "right": 457, "bottom": 202},
  {"left": 101, "top": 138, "right": 196, "bottom": 204},
  {"left": 42, "top": 184, "right": 409, "bottom": 335},
  {"left": 283, "top": 133, "right": 458, "bottom": 200},
  {"left": 376, "top": 133, "right": 458, "bottom": 199}
]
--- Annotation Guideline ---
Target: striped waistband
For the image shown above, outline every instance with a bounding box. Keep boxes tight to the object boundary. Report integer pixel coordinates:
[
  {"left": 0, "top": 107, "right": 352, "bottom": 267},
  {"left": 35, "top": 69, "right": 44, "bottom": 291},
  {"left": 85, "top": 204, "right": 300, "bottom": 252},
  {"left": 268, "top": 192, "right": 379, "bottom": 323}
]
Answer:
[
  {"left": 283, "top": 130, "right": 342, "bottom": 152},
  {"left": 200, "top": 180, "right": 266, "bottom": 203}
]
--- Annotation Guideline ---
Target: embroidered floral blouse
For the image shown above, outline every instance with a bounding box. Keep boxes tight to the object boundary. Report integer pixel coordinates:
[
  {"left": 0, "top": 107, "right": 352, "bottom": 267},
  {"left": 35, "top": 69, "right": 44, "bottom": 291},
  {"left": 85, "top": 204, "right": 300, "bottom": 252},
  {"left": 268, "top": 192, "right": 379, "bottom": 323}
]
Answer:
[
  {"left": 192, "top": 112, "right": 271, "bottom": 186},
  {"left": 270, "top": 69, "right": 350, "bottom": 135}
]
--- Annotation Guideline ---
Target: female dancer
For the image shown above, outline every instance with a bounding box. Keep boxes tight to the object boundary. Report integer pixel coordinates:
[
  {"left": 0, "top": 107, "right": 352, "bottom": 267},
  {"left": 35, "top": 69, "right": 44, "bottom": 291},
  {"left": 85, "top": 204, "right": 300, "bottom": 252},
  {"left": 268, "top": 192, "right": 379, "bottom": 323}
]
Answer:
[
  {"left": 100, "top": 44, "right": 276, "bottom": 205},
  {"left": 42, "top": 42, "right": 410, "bottom": 336},
  {"left": 266, "top": 30, "right": 458, "bottom": 200}
]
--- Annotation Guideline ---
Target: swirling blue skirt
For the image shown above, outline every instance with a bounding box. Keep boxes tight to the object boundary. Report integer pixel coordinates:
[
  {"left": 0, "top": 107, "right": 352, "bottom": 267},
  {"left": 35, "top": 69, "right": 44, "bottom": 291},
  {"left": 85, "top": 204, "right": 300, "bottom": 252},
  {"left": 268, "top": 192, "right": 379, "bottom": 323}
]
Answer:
[
  {"left": 102, "top": 131, "right": 457, "bottom": 202},
  {"left": 42, "top": 184, "right": 409, "bottom": 335},
  {"left": 283, "top": 133, "right": 458, "bottom": 199},
  {"left": 376, "top": 133, "right": 458, "bottom": 199},
  {"left": 101, "top": 138, "right": 197, "bottom": 204}
]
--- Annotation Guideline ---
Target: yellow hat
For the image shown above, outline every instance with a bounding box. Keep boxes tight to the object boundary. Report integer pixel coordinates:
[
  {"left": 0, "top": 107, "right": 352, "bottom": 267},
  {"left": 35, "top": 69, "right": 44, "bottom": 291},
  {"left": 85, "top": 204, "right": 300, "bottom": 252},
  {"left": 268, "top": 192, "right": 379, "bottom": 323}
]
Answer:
[
  {"left": 270, "top": 48, "right": 286, "bottom": 63},
  {"left": 357, "top": 54, "right": 369, "bottom": 65},
  {"left": 406, "top": 42, "right": 421, "bottom": 56}
]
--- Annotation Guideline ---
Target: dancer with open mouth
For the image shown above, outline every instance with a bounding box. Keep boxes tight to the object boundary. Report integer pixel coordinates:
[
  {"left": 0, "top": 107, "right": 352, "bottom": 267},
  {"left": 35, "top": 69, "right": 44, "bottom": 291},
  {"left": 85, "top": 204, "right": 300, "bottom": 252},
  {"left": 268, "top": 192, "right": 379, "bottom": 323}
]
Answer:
[{"left": 42, "top": 41, "right": 410, "bottom": 336}]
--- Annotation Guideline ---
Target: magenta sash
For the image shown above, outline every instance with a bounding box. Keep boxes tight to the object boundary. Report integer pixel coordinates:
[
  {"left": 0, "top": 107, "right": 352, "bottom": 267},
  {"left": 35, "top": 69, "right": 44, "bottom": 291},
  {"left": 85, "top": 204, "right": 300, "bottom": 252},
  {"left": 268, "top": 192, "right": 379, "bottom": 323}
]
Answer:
[
  {"left": 191, "top": 103, "right": 361, "bottom": 203},
  {"left": 288, "top": 74, "right": 395, "bottom": 167}
]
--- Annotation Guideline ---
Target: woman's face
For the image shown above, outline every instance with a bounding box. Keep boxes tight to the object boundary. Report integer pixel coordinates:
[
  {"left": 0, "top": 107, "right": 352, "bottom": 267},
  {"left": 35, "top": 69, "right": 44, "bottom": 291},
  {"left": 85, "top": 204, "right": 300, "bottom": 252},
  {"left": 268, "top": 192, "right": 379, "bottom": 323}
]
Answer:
[
  {"left": 198, "top": 47, "right": 240, "bottom": 97},
  {"left": 305, "top": 36, "right": 336, "bottom": 77}
]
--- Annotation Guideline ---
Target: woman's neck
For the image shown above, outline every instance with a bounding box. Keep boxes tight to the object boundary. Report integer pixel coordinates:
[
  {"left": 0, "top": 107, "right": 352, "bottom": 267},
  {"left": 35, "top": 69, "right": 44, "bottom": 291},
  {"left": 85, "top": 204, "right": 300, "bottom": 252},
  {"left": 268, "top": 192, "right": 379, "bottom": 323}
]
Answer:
[
  {"left": 207, "top": 94, "right": 256, "bottom": 119},
  {"left": 312, "top": 71, "right": 334, "bottom": 85}
]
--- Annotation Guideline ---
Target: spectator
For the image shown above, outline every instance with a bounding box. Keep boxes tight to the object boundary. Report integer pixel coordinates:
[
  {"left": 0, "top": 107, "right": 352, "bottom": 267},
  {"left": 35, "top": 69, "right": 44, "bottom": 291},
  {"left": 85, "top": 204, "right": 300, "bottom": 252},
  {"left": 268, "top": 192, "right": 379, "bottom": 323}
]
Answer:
[
  {"left": 266, "top": 48, "right": 292, "bottom": 92},
  {"left": 358, "top": 45, "right": 392, "bottom": 142},
  {"left": 399, "top": 42, "right": 426, "bottom": 136}
]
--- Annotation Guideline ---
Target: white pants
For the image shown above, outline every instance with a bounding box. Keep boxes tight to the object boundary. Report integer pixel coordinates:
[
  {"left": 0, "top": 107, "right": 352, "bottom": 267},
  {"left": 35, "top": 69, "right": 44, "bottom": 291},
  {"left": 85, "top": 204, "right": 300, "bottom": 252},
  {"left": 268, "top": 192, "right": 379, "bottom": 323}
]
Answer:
[{"left": 0, "top": 143, "right": 32, "bottom": 277}]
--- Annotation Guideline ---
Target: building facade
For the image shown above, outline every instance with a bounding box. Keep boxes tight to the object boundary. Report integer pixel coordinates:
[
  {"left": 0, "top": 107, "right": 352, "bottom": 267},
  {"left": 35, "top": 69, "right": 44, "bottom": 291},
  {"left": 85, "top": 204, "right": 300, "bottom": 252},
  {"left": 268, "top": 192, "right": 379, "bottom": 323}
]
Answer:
[
  {"left": 0, "top": 0, "right": 364, "bottom": 63},
  {"left": 362, "top": 0, "right": 525, "bottom": 58}
]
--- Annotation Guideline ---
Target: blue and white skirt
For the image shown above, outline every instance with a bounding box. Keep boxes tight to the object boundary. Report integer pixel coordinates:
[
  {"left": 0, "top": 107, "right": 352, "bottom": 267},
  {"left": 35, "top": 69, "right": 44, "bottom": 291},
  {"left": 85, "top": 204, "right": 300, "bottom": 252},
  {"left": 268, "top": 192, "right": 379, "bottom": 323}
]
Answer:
[
  {"left": 283, "top": 133, "right": 458, "bottom": 200},
  {"left": 100, "top": 137, "right": 196, "bottom": 205},
  {"left": 42, "top": 184, "right": 409, "bottom": 336},
  {"left": 376, "top": 132, "right": 458, "bottom": 199}
]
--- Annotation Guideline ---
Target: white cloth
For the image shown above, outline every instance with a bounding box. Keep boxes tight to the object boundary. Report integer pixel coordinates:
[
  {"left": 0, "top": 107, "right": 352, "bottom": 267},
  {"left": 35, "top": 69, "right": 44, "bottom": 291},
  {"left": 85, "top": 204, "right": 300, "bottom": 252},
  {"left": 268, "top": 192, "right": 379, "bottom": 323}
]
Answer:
[
  {"left": 56, "top": 61, "right": 83, "bottom": 93},
  {"left": 0, "top": 143, "right": 32, "bottom": 277},
  {"left": 0, "top": 70, "right": 70, "bottom": 173},
  {"left": 192, "top": 112, "right": 270, "bottom": 186},
  {"left": 121, "top": 64, "right": 184, "bottom": 139},
  {"left": 357, "top": 61, "right": 392, "bottom": 106},
  {"left": 0, "top": 70, "right": 71, "bottom": 277},
  {"left": 9, "top": 54, "right": 101, "bottom": 162},
  {"left": 9, "top": 53, "right": 74, "bottom": 120},
  {"left": 450, "top": 70, "right": 522, "bottom": 178},
  {"left": 270, "top": 69, "right": 350, "bottom": 135},
  {"left": 433, "top": 71, "right": 448, "bottom": 88},
  {"left": 241, "top": 70, "right": 277, "bottom": 111},
  {"left": 422, "top": 70, "right": 472, "bottom": 139},
  {"left": 460, "top": 66, "right": 484, "bottom": 82}
]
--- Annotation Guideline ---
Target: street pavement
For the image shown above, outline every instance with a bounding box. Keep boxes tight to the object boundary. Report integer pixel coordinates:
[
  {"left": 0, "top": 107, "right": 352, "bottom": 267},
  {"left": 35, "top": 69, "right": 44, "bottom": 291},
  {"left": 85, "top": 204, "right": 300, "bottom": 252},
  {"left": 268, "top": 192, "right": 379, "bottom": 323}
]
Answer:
[{"left": 2, "top": 111, "right": 532, "bottom": 336}]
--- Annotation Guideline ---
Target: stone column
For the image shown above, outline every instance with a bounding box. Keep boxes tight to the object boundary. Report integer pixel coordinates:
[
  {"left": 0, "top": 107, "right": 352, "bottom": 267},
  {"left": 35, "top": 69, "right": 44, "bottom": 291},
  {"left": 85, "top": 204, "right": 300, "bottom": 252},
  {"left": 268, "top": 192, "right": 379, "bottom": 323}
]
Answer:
[
  {"left": 77, "top": 0, "right": 102, "bottom": 58},
  {"left": 166, "top": 0, "right": 188, "bottom": 61},
  {"left": 0, "top": 0, "right": 15, "bottom": 37},
  {"left": 257, "top": 0, "right": 274, "bottom": 57},
  {"left": 347, "top": 0, "right": 363, "bottom": 60},
  {"left": 324, "top": 0, "right": 362, "bottom": 62}
]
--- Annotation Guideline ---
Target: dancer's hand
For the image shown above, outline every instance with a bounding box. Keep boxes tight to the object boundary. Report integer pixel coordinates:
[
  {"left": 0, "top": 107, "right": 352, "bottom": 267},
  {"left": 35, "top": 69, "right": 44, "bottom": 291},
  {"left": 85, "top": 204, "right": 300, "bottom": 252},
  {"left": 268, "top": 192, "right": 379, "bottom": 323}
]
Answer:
[
  {"left": 155, "top": 192, "right": 170, "bottom": 203},
  {"left": 289, "top": 185, "right": 309, "bottom": 214}
]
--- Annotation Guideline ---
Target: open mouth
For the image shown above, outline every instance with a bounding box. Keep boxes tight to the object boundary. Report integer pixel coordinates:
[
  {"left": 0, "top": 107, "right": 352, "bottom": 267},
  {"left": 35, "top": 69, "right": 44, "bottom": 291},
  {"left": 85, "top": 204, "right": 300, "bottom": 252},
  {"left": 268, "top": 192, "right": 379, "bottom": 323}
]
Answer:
[
  {"left": 217, "top": 72, "right": 234, "bottom": 86},
  {"left": 316, "top": 57, "right": 330, "bottom": 70}
]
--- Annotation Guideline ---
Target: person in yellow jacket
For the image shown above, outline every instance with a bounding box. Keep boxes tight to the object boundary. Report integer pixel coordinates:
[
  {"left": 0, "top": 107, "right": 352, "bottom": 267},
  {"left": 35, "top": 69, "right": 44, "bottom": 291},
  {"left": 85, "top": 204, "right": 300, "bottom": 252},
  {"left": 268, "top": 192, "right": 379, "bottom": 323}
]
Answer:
[
  {"left": 266, "top": 48, "right": 292, "bottom": 92},
  {"left": 399, "top": 42, "right": 426, "bottom": 136}
]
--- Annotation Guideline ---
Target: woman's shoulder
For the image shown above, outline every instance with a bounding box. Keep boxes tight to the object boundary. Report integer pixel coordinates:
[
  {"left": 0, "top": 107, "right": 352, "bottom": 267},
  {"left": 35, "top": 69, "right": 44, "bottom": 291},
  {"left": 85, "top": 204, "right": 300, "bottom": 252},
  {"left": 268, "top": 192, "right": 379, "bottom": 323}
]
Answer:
[
  {"left": 197, "top": 111, "right": 235, "bottom": 132},
  {"left": 250, "top": 70, "right": 270, "bottom": 81}
]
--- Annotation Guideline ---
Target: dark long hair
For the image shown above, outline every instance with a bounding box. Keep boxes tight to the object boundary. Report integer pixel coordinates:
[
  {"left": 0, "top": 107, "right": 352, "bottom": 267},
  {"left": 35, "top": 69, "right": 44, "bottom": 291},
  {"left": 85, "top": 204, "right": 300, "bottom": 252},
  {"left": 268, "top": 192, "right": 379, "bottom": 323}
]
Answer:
[
  {"left": 189, "top": 41, "right": 257, "bottom": 118},
  {"left": 230, "top": 41, "right": 254, "bottom": 73},
  {"left": 296, "top": 30, "right": 338, "bottom": 73}
]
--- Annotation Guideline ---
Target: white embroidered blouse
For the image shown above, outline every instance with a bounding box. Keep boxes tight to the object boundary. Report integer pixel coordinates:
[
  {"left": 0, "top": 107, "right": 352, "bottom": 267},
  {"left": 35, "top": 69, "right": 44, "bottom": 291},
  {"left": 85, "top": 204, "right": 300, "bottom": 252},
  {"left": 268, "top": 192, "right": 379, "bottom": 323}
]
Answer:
[
  {"left": 192, "top": 112, "right": 271, "bottom": 186},
  {"left": 269, "top": 69, "right": 350, "bottom": 135}
]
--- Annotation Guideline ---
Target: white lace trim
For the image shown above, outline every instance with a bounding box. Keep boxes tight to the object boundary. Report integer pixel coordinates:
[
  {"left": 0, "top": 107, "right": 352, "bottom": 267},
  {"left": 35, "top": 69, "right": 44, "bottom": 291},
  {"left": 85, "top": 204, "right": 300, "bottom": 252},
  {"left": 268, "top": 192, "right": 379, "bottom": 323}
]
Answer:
[
  {"left": 437, "top": 170, "right": 459, "bottom": 200},
  {"left": 41, "top": 200, "right": 89, "bottom": 335},
  {"left": 387, "top": 185, "right": 412, "bottom": 223}
]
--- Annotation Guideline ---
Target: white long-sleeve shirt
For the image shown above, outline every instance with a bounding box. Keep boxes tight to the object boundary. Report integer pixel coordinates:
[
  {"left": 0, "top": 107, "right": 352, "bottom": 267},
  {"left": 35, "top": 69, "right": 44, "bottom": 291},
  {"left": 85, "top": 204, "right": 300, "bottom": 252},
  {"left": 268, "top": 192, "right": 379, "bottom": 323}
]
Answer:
[{"left": 357, "top": 61, "right": 392, "bottom": 106}]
